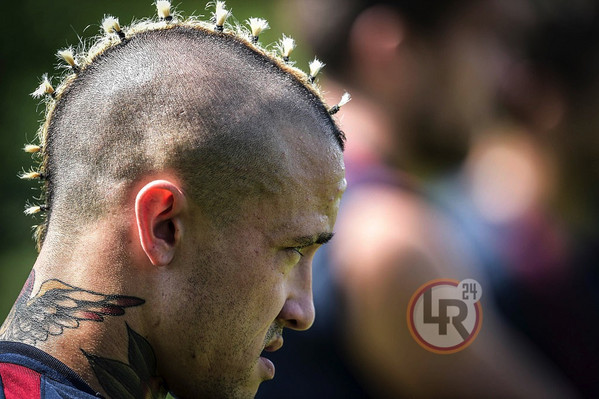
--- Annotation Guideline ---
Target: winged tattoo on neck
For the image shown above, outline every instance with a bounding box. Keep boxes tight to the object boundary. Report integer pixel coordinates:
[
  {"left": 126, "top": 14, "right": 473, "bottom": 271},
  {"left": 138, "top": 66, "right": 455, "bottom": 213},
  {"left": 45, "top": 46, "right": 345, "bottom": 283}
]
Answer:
[{"left": 0, "top": 270, "right": 144, "bottom": 345}]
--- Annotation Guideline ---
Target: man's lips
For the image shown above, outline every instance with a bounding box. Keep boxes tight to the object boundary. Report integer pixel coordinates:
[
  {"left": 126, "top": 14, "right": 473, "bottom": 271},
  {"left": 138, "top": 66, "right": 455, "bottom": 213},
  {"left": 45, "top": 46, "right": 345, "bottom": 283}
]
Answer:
[
  {"left": 263, "top": 336, "right": 283, "bottom": 352},
  {"left": 259, "top": 336, "right": 283, "bottom": 380}
]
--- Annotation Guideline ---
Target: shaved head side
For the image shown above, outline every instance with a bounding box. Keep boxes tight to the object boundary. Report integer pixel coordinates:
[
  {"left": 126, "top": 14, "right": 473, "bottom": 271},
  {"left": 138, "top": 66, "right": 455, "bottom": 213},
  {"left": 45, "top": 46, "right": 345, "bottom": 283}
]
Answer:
[{"left": 38, "top": 25, "right": 344, "bottom": 243}]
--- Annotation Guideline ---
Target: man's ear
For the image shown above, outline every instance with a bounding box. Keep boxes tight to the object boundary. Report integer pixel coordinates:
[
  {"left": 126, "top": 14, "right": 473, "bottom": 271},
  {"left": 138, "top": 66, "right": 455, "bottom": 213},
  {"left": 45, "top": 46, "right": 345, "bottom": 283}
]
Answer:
[{"left": 135, "top": 180, "right": 187, "bottom": 266}]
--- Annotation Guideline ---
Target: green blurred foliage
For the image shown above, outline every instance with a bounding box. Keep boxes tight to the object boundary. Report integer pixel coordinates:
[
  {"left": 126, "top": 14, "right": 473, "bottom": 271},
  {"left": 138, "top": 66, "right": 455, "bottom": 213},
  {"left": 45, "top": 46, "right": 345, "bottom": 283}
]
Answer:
[{"left": 0, "top": 0, "right": 312, "bottom": 321}]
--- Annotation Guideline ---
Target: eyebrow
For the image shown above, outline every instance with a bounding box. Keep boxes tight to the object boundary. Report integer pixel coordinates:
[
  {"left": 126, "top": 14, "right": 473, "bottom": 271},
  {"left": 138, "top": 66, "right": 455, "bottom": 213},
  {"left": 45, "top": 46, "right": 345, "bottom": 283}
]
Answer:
[{"left": 292, "top": 232, "right": 335, "bottom": 248}]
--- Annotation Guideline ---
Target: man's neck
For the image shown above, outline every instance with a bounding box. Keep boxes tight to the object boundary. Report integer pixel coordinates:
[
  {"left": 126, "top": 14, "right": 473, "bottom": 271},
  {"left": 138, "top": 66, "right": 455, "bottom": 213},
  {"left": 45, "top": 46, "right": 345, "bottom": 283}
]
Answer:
[{"left": 0, "top": 234, "right": 168, "bottom": 398}]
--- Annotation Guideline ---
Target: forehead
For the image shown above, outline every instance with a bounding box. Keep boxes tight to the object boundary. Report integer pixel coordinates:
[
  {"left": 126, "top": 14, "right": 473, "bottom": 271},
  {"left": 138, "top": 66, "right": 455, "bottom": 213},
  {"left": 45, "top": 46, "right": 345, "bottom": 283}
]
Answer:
[
  {"left": 242, "top": 93, "right": 345, "bottom": 196},
  {"left": 238, "top": 129, "right": 346, "bottom": 237}
]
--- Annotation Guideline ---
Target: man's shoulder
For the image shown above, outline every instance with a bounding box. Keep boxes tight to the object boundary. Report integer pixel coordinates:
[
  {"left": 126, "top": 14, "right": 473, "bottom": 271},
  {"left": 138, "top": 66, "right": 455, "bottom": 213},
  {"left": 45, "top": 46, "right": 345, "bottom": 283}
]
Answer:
[{"left": 0, "top": 341, "right": 100, "bottom": 399}]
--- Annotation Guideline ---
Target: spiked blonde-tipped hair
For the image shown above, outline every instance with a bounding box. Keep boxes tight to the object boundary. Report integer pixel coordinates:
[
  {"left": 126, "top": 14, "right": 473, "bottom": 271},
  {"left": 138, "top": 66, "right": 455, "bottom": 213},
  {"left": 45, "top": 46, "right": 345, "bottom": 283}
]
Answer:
[{"left": 23, "top": 0, "right": 349, "bottom": 250}]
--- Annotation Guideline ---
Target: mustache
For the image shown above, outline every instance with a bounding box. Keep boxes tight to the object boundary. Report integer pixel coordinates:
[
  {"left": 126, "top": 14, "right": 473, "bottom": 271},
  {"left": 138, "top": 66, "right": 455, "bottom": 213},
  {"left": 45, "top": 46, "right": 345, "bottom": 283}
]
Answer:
[{"left": 263, "top": 322, "right": 284, "bottom": 347}]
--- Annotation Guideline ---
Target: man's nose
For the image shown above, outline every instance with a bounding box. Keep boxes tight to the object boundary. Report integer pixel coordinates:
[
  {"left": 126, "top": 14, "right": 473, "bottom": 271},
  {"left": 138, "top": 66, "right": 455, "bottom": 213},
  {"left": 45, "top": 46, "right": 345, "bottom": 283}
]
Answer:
[{"left": 277, "top": 265, "right": 315, "bottom": 331}]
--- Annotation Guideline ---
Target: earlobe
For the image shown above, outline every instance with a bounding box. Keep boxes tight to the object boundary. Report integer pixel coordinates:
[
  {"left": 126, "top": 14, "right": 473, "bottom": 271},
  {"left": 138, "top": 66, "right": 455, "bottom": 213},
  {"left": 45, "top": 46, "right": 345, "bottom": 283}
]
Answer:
[{"left": 135, "top": 180, "right": 187, "bottom": 266}]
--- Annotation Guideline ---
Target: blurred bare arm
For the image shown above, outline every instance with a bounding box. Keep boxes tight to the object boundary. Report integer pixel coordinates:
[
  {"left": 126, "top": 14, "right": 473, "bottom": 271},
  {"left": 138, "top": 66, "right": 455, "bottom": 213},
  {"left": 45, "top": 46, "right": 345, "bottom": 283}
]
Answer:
[{"left": 331, "top": 185, "right": 577, "bottom": 398}]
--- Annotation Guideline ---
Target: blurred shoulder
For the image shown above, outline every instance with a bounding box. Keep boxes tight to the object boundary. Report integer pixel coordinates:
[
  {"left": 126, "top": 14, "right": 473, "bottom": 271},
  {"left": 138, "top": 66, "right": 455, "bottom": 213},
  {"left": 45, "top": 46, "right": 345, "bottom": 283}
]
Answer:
[{"left": 331, "top": 182, "right": 480, "bottom": 290}]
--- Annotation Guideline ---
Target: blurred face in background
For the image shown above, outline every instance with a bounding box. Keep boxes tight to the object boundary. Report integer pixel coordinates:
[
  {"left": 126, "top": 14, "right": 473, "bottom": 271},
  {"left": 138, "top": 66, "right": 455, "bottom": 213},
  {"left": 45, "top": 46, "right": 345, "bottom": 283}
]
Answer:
[
  {"left": 371, "top": 0, "right": 532, "bottom": 171},
  {"left": 289, "top": 0, "right": 533, "bottom": 172}
]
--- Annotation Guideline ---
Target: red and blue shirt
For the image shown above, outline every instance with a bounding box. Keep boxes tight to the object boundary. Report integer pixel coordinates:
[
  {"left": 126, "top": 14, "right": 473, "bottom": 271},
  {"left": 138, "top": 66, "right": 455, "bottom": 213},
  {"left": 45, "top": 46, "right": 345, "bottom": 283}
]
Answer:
[{"left": 0, "top": 341, "right": 100, "bottom": 398}]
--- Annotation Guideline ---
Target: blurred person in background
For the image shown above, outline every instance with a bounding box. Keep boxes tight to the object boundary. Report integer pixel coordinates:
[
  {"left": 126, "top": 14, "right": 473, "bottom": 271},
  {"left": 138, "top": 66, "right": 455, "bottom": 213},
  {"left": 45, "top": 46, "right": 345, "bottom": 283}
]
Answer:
[
  {"left": 481, "top": 1, "right": 599, "bottom": 395},
  {"left": 424, "top": 1, "right": 599, "bottom": 395},
  {"left": 260, "top": 0, "right": 593, "bottom": 397}
]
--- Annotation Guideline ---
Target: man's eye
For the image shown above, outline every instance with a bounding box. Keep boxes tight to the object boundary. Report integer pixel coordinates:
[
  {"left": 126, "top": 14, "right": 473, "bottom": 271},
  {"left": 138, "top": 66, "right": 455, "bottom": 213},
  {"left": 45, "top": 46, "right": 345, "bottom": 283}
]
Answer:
[{"left": 288, "top": 247, "right": 304, "bottom": 258}]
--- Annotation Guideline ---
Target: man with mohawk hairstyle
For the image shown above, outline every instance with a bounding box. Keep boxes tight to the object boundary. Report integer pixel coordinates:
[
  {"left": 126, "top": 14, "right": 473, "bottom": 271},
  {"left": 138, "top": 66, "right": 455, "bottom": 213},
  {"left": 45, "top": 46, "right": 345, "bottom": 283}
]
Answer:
[{"left": 0, "top": 1, "right": 348, "bottom": 398}]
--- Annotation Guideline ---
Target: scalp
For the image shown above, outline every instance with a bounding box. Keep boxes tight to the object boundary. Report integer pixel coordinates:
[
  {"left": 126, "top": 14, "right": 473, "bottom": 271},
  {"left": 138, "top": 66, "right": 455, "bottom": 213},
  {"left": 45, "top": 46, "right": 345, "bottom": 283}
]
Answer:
[{"left": 40, "top": 25, "right": 343, "bottom": 242}]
